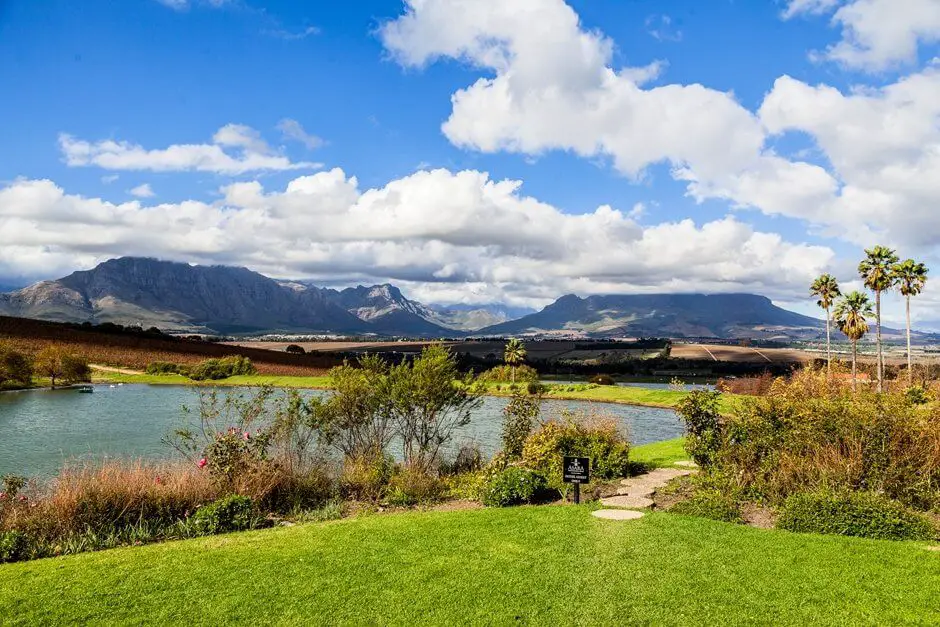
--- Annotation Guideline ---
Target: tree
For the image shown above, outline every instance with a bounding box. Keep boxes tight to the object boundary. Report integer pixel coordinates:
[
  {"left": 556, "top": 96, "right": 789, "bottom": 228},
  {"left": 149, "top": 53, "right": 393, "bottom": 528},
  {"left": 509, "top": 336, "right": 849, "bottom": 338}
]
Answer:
[
  {"left": 33, "top": 346, "right": 90, "bottom": 388},
  {"left": 285, "top": 344, "right": 306, "bottom": 355},
  {"left": 858, "top": 246, "right": 899, "bottom": 392},
  {"left": 834, "top": 291, "right": 873, "bottom": 393},
  {"left": 892, "top": 259, "right": 928, "bottom": 386},
  {"left": 503, "top": 338, "right": 527, "bottom": 384},
  {"left": 0, "top": 344, "right": 33, "bottom": 388},
  {"left": 810, "top": 274, "right": 841, "bottom": 380}
]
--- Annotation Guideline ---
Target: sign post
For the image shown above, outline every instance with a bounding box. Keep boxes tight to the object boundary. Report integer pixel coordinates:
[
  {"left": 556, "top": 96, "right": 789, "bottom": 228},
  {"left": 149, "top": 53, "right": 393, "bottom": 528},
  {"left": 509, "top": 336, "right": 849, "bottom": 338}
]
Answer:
[{"left": 562, "top": 456, "right": 590, "bottom": 504}]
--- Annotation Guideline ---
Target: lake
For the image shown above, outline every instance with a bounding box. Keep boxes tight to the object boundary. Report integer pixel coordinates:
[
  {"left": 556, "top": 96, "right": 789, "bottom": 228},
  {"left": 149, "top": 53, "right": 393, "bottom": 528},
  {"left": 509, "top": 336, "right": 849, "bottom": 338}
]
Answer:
[{"left": 0, "top": 384, "right": 684, "bottom": 477}]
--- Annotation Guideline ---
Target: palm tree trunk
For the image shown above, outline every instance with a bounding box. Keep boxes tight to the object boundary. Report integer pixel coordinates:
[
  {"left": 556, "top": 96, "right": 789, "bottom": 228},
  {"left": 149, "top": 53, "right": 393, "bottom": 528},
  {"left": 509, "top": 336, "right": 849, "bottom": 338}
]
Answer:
[
  {"left": 511, "top": 365, "right": 515, "bottom": 384},
  {"left": 906, "top": 294, "right": 913, "bottom": 386},
  {"left": 826, "top": 305, "right": 832, "bottom": 381},
  {"left": 852, "top": 340, "right": 858, "bottom": 394},
  {"left": 876, "top": 290, "right": 883, "bottom": 393}
]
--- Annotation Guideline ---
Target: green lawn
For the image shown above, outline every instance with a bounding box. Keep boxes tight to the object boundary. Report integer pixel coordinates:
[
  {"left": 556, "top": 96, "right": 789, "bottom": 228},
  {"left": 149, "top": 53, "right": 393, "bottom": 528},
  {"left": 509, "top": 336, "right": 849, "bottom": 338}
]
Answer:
[
  {"left": 1, "top": 506, "right": 937, "bottom": 625},
  {"left": 630, "top": 437, "right": 689, "bottom": 467},
  {"left": 93, "top": 371, "right": 332, "bottom": 389}
]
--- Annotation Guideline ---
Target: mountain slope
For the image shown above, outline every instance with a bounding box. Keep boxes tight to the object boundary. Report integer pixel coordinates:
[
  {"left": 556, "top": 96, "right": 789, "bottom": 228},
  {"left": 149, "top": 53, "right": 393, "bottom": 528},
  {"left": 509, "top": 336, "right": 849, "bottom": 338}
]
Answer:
[
  {"left": 0, "top": 258, "right": 372, "bottom": 334},
  {"left": 426, "top": 303, "right": 537, "bottom": 331},
  {"left": 479, "top": 293, "right": 827, "bottom": 339},
  {"left": 329, "top": 284, "right": 453, "bottom": 336}
]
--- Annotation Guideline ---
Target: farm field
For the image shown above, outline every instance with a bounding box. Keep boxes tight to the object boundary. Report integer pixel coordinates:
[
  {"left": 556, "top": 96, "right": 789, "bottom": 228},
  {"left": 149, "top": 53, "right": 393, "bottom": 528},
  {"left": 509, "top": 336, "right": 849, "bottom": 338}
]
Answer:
[
  {"left": 671, "top": 343, "right": 813, "bottom": 364},
  {"left": 1, "top": 505, "right": 937, "bottom": 625}
]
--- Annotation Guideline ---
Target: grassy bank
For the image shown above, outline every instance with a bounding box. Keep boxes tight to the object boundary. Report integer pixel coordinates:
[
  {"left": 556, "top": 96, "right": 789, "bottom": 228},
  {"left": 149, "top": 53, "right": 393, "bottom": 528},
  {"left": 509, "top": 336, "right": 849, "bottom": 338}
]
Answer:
[
  {"left": 1, "top": 505, "right": 937, "bottom": 625},
  {"left": 93, "top": 369, "right": 736, "bottom": 410},
  {"left": 629, "top": 437, "right": 689, "bottom": 467}
]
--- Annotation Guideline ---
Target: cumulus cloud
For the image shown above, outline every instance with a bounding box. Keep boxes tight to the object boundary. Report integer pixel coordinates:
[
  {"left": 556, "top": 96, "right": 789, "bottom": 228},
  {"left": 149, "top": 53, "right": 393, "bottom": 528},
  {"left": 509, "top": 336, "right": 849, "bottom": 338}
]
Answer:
[
  {"left": 129, "top": 183, "right": 155, "bottom": 198},
  {"left": 277, "top": 118, "right": 324, "bottom": 150},
  {"left": 0, "top": 170, "right": 834, "bottom": 306},
  {"left": 785, "top": 0, "right": 940, "bottom": 70},
  {"left": 59, "top": 124, "right": 321, "bottom": 174}
]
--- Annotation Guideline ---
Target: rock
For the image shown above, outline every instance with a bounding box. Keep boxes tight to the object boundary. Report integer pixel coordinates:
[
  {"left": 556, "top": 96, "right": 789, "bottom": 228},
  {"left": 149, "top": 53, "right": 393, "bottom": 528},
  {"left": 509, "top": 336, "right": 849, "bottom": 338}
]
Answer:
[
  {"left": 600, "top": 495, "right": 654, "bottom": 508},
  {"left": 592, "top": 509, "right": 645, "bottom": 520},
  {"left": 675, "top": 460, "right": 698, "bottom": 468}
]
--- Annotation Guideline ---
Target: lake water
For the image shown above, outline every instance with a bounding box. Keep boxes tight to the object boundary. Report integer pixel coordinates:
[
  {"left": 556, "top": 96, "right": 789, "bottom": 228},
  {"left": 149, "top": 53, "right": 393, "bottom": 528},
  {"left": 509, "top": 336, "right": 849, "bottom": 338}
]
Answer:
[{"left": 0, "top": 384, "right": 684, "bottom": 477}]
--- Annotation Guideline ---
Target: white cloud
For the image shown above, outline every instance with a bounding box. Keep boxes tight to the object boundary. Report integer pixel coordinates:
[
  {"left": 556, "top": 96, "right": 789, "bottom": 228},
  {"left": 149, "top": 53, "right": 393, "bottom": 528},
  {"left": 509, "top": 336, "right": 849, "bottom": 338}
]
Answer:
[
  {"left": 785, "top": 0, "right": 940, "bottom": 71},
  {"left": 0, "top": 170, "right": 835, "bottom": 307},
  {"left": 155, "top": 0, "right": 230, "bottom": 10},
  {"left": 645, "top": 15, "right": 682, "bottom": 42},
  {"left": 263, "top": 26, "right": 321, "bottom": 41},
  {"left": 129, "top": 184, "right": 156, "bottom": 198},
  {"left": 59, "top": 124, "right": 321, "bottom": 175},
  {"left": 277, "top": 118, "right": 324, "bottom": 150},
  {"left": 101, "top": 175, "right": 119, "bottom": 184}
]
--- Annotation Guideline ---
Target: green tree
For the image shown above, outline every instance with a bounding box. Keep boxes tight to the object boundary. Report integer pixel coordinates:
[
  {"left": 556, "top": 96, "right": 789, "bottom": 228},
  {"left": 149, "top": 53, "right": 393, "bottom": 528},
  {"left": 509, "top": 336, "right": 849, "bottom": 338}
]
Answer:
[
  {"left": 858, "top": 246, "right": 899, "bottom": 392},
  {"left": 0, "top": 344, "right": 33, "bottom": 389},
  {"left": 810, "top": 274, "right": 841, "bottom": 380},
  {"left": 892, "top": 259, "right": 928, "bottom": 386},
  {"left": 33, "top": 346, "right": 90, "bottom": 388},
  {"left": 503, "top": 338, "right": 527, "bottom": 384},
  {"left": 834, "top": 291, "right": 873, "bottom": 393}
]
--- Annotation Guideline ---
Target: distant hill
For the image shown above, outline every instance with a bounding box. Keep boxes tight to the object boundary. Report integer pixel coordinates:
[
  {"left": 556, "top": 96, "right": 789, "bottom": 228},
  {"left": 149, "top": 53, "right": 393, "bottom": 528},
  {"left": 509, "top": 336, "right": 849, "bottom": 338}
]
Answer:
[
  {"left": 479, "top": 293, "right": 828, "bottom": 340},
  {"left": 425, "top": 303, "right": 537, "bottom": 331}
]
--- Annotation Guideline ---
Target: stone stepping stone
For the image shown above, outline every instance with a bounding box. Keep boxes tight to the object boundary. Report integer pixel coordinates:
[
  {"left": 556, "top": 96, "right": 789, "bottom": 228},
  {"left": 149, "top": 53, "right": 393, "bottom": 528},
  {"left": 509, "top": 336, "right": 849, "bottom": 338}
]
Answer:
[
  {"left": 592, "top": 509, "right": 644, "bottom": 521},
  {"left": 600, "top": 495, "right": 654, "bottom": 509},
  {"left": 674, "top": 460, "right": 698, "bottom": 468}
]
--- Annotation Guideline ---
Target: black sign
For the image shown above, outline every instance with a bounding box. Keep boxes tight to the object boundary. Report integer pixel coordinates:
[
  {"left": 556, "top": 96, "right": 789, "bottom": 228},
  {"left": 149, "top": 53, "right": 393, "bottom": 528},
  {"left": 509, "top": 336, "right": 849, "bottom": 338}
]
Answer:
[{"left": 563, "top": 456, "right": 590, "bottom": 484}]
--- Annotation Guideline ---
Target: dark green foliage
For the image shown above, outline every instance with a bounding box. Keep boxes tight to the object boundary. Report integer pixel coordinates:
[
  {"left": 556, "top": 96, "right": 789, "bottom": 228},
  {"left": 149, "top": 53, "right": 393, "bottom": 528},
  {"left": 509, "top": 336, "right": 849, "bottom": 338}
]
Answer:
[
  {"left": 778, "top": 491, "right": 935, "bottom": 541},
  {"left": 2, "top": 475, "right": 26, "bottom": 499},
  {"left": 478, "top": 364, "right": 539, "bottom": 383},
  {"left": 675, "top": 390, "right": 723, "bottom": 469},
  {"left": 589, "top": 374, "right": 616, "bottom": 386},
  {"left": 191, "top": 495, "right": 256, "bottom": 535},
  {"left": 670, "top": 492, "right": 743, "bottom": 524},
  {"left": 0, "top": 345, "right": 33, "bottom": 388},
  {"left": 501, "top": 392, "right": 540, "bottom": 460},
  {"left": 0, "top": 531, "right": 27, "bottom": 563},
  {"left": 481, "top": 466, "right": 545, "bottom": 507},
  {"left": 439, "top": 443, "right": 485, "bottom": 475},
  {"left": 526, "top": 381, "right": 546, "bottom": 395},
  {"left": 285, "top": 344, "right": 306, "bottom": 355},
  {"left": 340, "top": 454, "right": 395, "bottom": 502},
  {"left": 904, "top": 386, "right": 930, "bottom": 405},
  {"left": 145, "top": 361, "right": 183, "bottom": 375},
  {"left": 188, "top": 355, "right": 256, "bottom": 381}
]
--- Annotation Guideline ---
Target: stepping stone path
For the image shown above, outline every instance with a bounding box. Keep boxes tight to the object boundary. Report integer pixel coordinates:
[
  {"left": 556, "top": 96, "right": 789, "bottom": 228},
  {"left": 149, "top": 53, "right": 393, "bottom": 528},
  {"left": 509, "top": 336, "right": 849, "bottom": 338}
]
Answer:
[
  {"left": 592, "top": 509, "right": 644, "bottom": 521},
  {"left": 593, "top": 466, "right": 696, "bottom": 522}
]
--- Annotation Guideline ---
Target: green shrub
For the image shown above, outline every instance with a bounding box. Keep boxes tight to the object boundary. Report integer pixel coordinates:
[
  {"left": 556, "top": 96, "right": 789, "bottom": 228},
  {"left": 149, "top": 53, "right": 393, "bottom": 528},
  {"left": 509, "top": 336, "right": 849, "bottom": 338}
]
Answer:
[
  {"left": 777, "top": 491, "right": 936, "bottom": 541},
  {"left": 385, "top": 467, "right": 446, "bottom": 506},
  {"left": 340, "top": 455, "right": 394, "bottom": 502},
  {"left": 501, "top": 393, "right": 540, "bottom": 460},
  {"left": 670, "top": 491, "right": 743, "bottom": 524},
  {"left": 439, "top": 443, "right": 485, "bottom": 475},
  {"left": 444, "top": 470, "right": 487, "bottom": 501},
  {"left": 145, "top": 361, "right": 182, "bottom": 375},
  {"left": 905, "top": 386, "right": 930, "bottom": 405},
  {"left": 521, "top": 414, "right": 630, "bottom": 494},
  {"left": 526, "top": 381, "right": 546, "bottom": 395},
  {"left": 285, "top": 344, "right": 306, "bottom": 355},
  {"left": 478, "top": 364, "right": 539, "bottom": 383},
  {"left": 191, "top": 495, "right": 255, "bottom": 535},
  {"left": 0, "top": 530, "right": 28, "bottom": 563},
  {"left": 481, "top": 466, "right": 545, "bottom": 507},
  {"left": 589, "top": 374, "right": 616, "bottom": 386},
  {"left": 188, "top": 356, "right": 256, "bottom": 381},
  {"left": 675, "top": 390, "right": 723, "bottom": 469},
  {"left": 0, "top": 345, "right": 33, "bottom": 388}
]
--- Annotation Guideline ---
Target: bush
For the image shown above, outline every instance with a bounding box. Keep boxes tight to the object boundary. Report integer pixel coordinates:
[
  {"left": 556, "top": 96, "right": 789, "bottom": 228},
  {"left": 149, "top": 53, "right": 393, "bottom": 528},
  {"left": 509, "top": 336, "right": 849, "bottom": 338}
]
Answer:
[
  {"left": 478, "top": 364, "right": 539, "bottom": 383},
  {"left": 385, "top": 467, "right": 446, "bottom": 506},
  {"left": 145, "top": 361, "right": 182, "bottom": 375},
  {"left": 778, "top": 491, "right": 936, "bottom": 541},
  {"left": 526, "top": 381, "right": 546, "bottom": 396},
  {"left": 501, "top": 393, "right": 540, "bottom": 460},
  {"left": 0, "top": 344, "right": 33, "bottom": 388},
  {"left": 439, "top": 442, "right": 485, "bottom": 476},
  {"left": 481, "top": 466, "right": 545, "bottom": 507},
  {"left": 0, "top": 530, "right": 27, "bottom": 563},
  {"left": 589, "top": 374, "right": 616, "bottom": 386},
  {"left": 905, "top": 386, "right": 930, "bottom": 405},
  {"left": 285, "top": 344, "right": 306, "bottom": 355},
  {"left": 188, "top": 355, "right": 256, "bottom": 381},
  {"left": 670, "top": 491, "right": 743, "bottom": 524},
  {"left": 340, "top": 455, "right": 394, "bottom": 502},
  {"left": 675, "top": 390, "right": 723, "bottom": 469},
  {"left": 191, "top": 495, "right": 256, "bottom": 535},
  {"left": 521, "top": 412, "right": 631, "bottom": 495}
]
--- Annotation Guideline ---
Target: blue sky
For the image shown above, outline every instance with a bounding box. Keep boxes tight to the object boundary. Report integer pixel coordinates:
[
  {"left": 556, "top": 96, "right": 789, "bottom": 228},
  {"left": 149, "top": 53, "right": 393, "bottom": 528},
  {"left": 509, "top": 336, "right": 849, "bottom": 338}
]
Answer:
[{"left": 1, "top": 0, "right": 939, "bottom": 322}]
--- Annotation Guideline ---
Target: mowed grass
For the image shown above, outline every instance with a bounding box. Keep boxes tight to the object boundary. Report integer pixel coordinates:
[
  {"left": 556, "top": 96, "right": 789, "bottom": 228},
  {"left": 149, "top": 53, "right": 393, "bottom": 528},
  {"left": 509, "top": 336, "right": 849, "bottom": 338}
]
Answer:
[
  {"left": 630, "top": 437, "right": 689, "bottom": 467},
  {"left": 93, "top": 370, "right": 332, "bottom": 389},
  {"left": 1, "top": 506, "right": 937, "bottom": 625}
]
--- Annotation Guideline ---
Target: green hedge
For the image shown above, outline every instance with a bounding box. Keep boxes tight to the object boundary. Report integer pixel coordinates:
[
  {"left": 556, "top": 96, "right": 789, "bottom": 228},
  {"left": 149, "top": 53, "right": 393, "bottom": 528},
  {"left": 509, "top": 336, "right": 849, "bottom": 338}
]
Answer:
[{"left": 777, "top": 491, "right": 936, "bottom": 541}]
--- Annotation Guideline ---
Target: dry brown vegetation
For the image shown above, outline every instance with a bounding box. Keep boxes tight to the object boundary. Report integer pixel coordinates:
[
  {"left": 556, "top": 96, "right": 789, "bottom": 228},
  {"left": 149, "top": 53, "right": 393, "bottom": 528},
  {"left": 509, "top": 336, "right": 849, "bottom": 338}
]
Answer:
[
  {"left": 671, "top": 343, "right": 812, "bottom": 363},
  {"left": 0, "top": 316, "right": 337, "bottom": 375}
]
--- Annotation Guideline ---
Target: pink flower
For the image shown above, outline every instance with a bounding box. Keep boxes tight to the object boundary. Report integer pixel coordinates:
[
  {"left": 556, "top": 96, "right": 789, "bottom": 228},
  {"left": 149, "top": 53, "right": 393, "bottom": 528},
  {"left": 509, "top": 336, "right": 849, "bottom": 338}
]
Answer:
[
  {"left": 18, "top": 495, "right": 27, "bottom": 502},
  {"left": 0, "top": 492, "right": 6, "bottom": 500},
  {"left": 243, "top": 431, "right": 251, "bottom": 441},
  {"left": 154, "top": 476, "right": 162, "bottom": 485},
  {"left": 197, "top": 458, "right": 207, "bottom": 469}
]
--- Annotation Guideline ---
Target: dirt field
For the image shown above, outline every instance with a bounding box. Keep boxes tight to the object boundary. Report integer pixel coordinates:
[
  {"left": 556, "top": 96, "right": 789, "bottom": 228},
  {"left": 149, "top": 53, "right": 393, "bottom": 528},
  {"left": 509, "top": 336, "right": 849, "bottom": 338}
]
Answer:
[{"left": 671, "top": 343, "right": 813, "bottom": 364}]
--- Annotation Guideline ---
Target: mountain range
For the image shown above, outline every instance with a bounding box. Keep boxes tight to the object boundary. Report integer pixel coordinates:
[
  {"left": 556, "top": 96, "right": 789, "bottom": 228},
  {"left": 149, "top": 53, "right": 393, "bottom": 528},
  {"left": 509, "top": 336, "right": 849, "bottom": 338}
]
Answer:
[{"left": 0, "top": 257, "right": 833, "bottom": 339}]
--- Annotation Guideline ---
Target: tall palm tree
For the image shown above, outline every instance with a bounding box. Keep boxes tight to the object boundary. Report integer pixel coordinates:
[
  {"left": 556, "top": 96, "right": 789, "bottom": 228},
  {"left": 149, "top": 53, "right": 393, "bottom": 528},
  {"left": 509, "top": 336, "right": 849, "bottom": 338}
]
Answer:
[
  {"left": 810, "top": 274, "right": 841, "bottom": 380},
  {"left": 834, "top": 291, "right": 873, "bottom": 393},
  {"left": 503, "top": 338, "right": 527, "bottom": 384},
  {"left": 858, "top": 246, "right": 899, "bottom": 392},
  {"left": 892, "top": 259, "right": 929, "bottom": 386}
]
